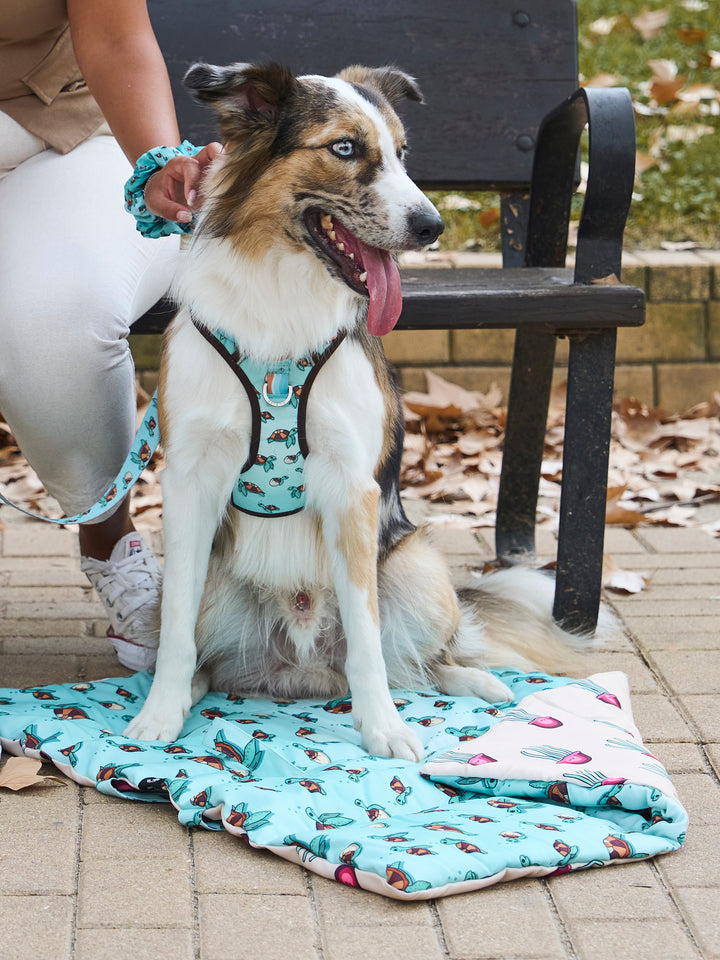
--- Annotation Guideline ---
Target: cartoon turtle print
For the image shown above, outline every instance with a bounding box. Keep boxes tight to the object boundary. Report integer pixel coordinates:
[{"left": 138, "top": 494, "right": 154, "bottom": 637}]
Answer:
[
  {"left": 130, "top": 441, "right": 152, "bottom": 466},
  {"left": 239, "top": 481, "right": 265, "bottom": 498},
  {"left": 225, "top": 802, "right": 273, "bottom": 831},
  {"left": 267, "top": 427, "right": 297, "bottom": 447},
  {"left": 385, "top": 863, "right": 432, "bottom": 894},
  {"left": 284, "top": 778, "right": 326, "bottom": 795},
  {"left": 255, "top": 454, "right": 277, "bottom": 472}
]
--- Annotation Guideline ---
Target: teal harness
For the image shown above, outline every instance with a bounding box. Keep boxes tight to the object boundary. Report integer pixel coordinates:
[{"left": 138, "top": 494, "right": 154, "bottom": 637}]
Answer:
[{"left": 192, "top": 318, "right": 345, "bottom": 517}]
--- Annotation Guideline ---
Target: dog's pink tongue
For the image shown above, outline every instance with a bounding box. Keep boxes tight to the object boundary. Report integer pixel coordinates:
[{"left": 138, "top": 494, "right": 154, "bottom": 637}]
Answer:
[{"left": 361, "top": 244, "right": 403, "bottom": 337}]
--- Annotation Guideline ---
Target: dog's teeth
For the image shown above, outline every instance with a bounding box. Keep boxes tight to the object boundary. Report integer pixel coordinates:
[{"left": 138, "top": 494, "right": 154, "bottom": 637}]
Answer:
[
  {"left": 329, "top": 230, "right": 336, "bottom": 241},
  {"left": 337, "top": 242, "right": 345, "bottom": 252},
  {"left": 348, "top": 253, "right": 355, "bottom": 260},
  {"left": 359, "top": 271, "right": 368, "bottom": 283},
  {"left": 320, "top": 214, "right": 333, "bottom": 231}
]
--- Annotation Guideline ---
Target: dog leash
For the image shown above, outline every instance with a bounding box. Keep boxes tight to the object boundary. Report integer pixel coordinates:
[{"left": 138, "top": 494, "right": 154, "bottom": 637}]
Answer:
[{"left": 0, "top": 394, "right": 161, "bottom": 525}]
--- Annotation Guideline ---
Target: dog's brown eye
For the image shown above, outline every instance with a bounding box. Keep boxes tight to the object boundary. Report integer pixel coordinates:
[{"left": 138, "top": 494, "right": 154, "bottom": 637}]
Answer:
[{"left": 329, "top": 139, "right": 356, "bottom": 159}]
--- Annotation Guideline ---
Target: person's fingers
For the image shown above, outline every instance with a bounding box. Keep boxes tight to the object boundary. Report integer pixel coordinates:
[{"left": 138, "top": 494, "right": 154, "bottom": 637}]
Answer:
[
  {"left": 143, "top": 167, "right": 193, "bottom": 222},
  {"left": 142, "top": 145, "right": 224, "bottom": 221}
]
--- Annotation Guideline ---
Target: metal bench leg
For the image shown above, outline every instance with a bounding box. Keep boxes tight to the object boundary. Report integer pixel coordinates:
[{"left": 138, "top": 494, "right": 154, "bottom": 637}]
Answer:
[
  {"left": 553, "top": 328, "right": 617, "bottom": 633},
  {"left": 496, "top": 329, "right": 556, "bottom": 562}
]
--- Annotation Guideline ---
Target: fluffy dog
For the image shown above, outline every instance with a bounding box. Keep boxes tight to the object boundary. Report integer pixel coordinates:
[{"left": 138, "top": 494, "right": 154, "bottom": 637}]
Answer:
[{"left": 125, "top": 62, "right": 603, "bottom": 760}]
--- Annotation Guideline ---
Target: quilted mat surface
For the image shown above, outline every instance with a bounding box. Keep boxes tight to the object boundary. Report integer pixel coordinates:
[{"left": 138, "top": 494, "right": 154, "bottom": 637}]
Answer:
[{"left": 0, "top": 669, "right": 687, "bottom": 899}]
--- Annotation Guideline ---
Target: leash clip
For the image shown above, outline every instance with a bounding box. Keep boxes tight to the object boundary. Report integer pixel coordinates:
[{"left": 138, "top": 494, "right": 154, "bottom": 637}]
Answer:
[{"left": 262, "top": 382, "right": 293, "bottom": 407}]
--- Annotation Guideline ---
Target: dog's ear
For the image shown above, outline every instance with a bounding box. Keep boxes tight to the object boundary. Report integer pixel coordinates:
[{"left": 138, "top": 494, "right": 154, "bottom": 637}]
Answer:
[
  {"left": 338, "top": 65, "right": 424, "bottom": 107},
  {"left": 184, "top": 62, "right": 296, "bottom": 123}
]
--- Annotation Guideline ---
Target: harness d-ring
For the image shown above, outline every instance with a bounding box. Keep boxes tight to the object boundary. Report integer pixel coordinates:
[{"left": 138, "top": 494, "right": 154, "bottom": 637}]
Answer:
[{"left": 262, "top": 382, "right": 293, "bottom": 407}]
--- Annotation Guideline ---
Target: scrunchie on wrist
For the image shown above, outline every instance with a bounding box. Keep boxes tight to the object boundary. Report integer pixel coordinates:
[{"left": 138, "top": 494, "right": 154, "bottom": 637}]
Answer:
[{"left": 124, "top": 141, "right": 203, "bottom": 238}]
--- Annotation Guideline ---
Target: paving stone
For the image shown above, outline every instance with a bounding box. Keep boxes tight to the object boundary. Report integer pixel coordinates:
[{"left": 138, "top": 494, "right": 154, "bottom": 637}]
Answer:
[
  {"left": 657, "top": 825, "right": 719, "bottom": 888},
  {"left": 611, "top": 599, "right": 720, "bottom": 618},
  {"left": 2, "top": 635, "right": 109, "bottom": 656},
  {"left": 80, "top": 656, "right": 133, "bottom": 681},
  {"left": 676, "top": 696, "right": 720, "bottom": 741},
  {"left": 548, "top": 861, "right": 672, "bottom": 920},
  {"left": 626, "top": 624, "right": 720, "bottom": 652},
  {"left": 672, "top": 773, "right": 720, "bottom": 827},
  {"left": 610, "top": 552, "right": 720, "bottom": 570},
  {"left": 0, "top": 896, "right": 73, "bottom": 960},
  {"left": 613, "top": 583, "right": 720, "bottom": 603},
  {"left": 0, "top": 777, "right": 80, "bottom": 895},
  {"left": 77, "top": 858, "right": 193, "bottom": 928},
  {"left": 651, "top": 742, "right": 708, "bottom": 775},
  {"left": 1, "top": 525, "right": 79, "bottom": 557},
  {"left": 565, "top": 918, "right": 696, "bottom": 960},
  {"left": 5, "top": 599, "right": 105, "bottom": 620},
  {"left": 198, "top": 893, "right": 317, "bottom": 960},
  {"left": 604, "top": 528, "right": 649, "bottom": 553},
  {"left": 636, "top": 527, "right": 720, "bottom": 554},
  {"left": 0, "top": 618, "right": 95, "bottom": 638},
  {"left": 673, "top": 887, "right": 720, "bottom": 959},
  {"left": 80, "top": 800, "right": 191, "bottom": 863},
  {"left": 311, "top": 873, "right": 432, "bottom": 924},
  {"left": 575, "top": 651, "right": 659, "bottom": 693},
  {"left": 0, "top": 653, "right": 83, "bottom": 687},
  {"left": 436, "top": 880, "right": 566, "bottom": 959},
  {"left": 631, "top": 693, "right": 695, "bottom": 743},
  {"left": 650, "top": 650, "right": 720, "bottom": 696},
  {"left": 2, "top": 586, "right": 93, "bottom": 604},
  {"left": 1, "top": 556, "right": 88, "bottom": 587},
  {"left": 75, "top": 927, "right": 195, "bottom": 960},
  {"left": 322, "top": 922, "right": 445, "bottom": 960},
  {"left": 193, "top": 830, "right": 307, "bottom": 895},
  {"left": 706, "top": 744, "right": 720, "bottom": 780}
]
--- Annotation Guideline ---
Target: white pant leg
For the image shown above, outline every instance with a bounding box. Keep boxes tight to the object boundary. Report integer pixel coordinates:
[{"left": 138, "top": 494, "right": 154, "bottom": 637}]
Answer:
[{"left": 0, "top": 116, "right": 179, "bottom": 517}]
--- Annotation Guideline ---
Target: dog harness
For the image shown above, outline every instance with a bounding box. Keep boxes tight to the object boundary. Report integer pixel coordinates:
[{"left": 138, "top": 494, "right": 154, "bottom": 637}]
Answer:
[{"left": 192, "top": 317, "right": 345, "bottom": 517}]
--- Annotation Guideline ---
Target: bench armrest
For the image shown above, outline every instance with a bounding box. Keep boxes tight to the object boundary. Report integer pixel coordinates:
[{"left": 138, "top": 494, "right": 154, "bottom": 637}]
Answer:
[{"left": 524, "top": 87, "right": 636, "bottom": 284}]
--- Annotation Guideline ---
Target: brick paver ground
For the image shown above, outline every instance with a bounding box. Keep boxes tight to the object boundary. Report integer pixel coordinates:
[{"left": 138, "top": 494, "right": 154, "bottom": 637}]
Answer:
[{"left": 1, "top": 503, "right": 719, "bottom": 960}]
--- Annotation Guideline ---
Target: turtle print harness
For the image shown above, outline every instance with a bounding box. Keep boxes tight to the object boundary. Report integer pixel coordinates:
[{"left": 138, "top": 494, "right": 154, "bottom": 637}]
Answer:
[{"left": 192, "top": 317, "right": 345, "bottom": 517}]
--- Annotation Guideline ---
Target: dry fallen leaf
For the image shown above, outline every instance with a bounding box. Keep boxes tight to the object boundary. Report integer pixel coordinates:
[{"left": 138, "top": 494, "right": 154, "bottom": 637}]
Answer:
[
  {"left": 0, "top": 756, "right": 67, "bottom": 791},
  {"left": 632, "top": 6, "right": 671, "bottom": 41}
]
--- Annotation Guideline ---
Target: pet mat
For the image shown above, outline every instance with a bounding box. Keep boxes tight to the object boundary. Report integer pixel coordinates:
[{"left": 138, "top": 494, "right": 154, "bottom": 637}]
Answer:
[{"left": 0, "top": 669, "right": 687, "bottom": 899}]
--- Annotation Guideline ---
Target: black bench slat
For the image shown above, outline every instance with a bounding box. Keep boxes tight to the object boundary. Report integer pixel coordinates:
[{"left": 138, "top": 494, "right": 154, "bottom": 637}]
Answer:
[{"left": 398, "top": 269, "right": 645, "bottom": 331}]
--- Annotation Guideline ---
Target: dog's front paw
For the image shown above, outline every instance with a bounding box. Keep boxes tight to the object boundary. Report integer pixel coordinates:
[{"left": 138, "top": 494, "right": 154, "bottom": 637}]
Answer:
[
  {"left": 123, "top": 690, "right": 189, "bottom": 742},
  {"left": 359, "top": 717, "right": 425, "bottom": 763}
]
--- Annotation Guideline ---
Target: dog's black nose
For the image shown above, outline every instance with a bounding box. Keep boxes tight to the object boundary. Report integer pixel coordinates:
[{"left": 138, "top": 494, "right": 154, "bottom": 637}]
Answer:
[{"left": 410, "top": 209, "right": 444, "bottom": 246}]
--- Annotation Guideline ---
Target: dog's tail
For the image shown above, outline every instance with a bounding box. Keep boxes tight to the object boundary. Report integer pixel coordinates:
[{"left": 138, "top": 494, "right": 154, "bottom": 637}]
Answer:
[{"left": 451, "top": 567, "right": 620, "bottom": 677}]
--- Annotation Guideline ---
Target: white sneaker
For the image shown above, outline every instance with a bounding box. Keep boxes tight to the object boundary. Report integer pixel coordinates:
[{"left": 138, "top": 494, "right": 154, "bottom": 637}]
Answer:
[{"left": 81, "top": 532, "right": 161, "bottom": 671}]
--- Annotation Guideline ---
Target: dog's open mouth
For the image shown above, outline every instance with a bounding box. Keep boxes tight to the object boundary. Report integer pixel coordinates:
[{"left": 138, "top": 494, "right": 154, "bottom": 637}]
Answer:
[{"left": 304, "top": 209, "right": 402, "bottom": 337}]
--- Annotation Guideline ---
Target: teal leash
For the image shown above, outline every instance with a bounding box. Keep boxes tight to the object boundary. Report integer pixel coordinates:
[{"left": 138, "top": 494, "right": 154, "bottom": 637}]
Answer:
[{"left": 0, "top": 393, "right": 161, "bottom": 525}]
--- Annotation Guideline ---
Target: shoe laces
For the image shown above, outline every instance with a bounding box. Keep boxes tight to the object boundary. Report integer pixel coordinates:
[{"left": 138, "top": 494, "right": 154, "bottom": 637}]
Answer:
[{"left": 83, "top": 551, "right": 161, "bottom": 624}]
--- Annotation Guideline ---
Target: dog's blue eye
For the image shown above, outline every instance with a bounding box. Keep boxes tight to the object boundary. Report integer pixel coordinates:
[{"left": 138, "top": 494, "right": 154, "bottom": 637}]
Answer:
[{"left": 330, "top": 139, "right": 356, "bottom": 158}]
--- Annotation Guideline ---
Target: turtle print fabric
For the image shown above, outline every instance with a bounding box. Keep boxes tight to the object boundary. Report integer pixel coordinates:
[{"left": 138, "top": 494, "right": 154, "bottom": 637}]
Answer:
[
  {"left": 0, "top": 670, "right": 687, "bottom": 899},
  {"left": 191, "top": 320, "right": 345, "bottom": 518}
]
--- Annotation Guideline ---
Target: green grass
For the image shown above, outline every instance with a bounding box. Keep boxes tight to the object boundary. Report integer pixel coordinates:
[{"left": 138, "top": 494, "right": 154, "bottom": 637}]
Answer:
[{"left": 433, "top": 0, "right": 720, "bottom": 252}]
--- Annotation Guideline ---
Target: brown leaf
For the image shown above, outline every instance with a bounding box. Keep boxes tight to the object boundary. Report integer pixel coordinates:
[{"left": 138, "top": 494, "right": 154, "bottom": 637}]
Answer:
[
  {"left": 478, "top": 208, "right": 500, "bottom": 228},
  {"left": 0, "top": 756, "right": 67, "bottom": 791},
  {"left": 677, "top": 27, "right": 708, "bottom": 45}
]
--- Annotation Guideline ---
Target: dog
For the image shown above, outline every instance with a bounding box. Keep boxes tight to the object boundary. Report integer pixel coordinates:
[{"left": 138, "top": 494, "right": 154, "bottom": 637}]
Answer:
[{"left": 125, "top": 62, "right": 607, "bottom": 760}]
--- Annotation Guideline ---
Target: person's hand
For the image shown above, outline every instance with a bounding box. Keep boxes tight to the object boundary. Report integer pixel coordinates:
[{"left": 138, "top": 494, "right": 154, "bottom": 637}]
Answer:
[{"left": 143, "top": 141, "right": 223, "bottom": 223}]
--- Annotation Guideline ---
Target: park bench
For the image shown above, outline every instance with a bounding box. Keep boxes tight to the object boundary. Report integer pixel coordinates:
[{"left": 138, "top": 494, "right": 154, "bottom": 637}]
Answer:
[{"left": 137, "top": 0, "right": 645, "bottom": 633}]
